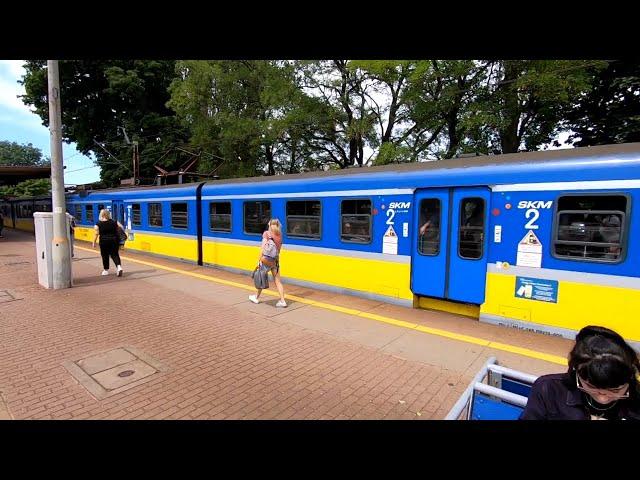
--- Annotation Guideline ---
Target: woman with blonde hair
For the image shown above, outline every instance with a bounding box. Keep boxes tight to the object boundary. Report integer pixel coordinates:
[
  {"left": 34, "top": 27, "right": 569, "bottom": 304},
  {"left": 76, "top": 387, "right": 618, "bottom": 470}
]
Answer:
[
  {"left": 249, "top": 218, "right": 287, "bottom": 307},
  {"left": 92, "top": 208, "right": 125, "bottom": 277}
]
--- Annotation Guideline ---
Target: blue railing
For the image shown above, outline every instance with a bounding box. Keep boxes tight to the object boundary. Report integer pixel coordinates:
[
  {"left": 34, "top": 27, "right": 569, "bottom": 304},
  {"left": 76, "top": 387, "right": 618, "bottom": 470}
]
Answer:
[{"left": 445, "top": 357, "right": 538, "bottom": 420}]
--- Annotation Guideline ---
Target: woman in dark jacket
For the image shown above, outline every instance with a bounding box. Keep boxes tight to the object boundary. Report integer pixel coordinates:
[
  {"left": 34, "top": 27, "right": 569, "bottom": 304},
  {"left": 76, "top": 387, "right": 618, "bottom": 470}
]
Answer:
[
  {"left": 521, "top": 325, "right": 640, "bottom": 420},
  {"left": 92, "top": 208, "right": 125, "bottom": 277}
]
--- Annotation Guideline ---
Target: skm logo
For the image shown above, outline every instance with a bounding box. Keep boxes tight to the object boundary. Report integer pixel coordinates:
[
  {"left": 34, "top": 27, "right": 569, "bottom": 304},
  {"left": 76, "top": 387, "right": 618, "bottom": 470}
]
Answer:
[
  {"left": 517, "top": 201, "right": 552, "bottom": 209},
  {"left": 388, "top": 202, "right": 411, "bottom": 209}
]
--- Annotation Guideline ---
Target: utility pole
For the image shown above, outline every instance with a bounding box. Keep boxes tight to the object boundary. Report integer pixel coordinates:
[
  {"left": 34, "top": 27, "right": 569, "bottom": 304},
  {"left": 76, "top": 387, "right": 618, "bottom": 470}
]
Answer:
[
  {"left": 133, "top": 141, "right": 139, "bottom": 185},
  {"left": 47, "top": 60, "right": 72, "bottom": 289},
  {"left": 120, "top": 126, "right": 139, "bottom": 185}
]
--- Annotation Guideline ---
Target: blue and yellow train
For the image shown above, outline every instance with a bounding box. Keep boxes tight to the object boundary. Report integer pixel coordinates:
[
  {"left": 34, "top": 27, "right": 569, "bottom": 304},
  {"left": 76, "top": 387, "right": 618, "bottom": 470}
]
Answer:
[{"left": 3, "top": 143, "right": 640, "bottom": 343}]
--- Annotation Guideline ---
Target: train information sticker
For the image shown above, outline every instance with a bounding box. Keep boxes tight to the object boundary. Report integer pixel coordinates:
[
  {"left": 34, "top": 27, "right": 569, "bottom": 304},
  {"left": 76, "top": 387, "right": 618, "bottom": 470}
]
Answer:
[
  {"left": 383, "top": 225, "right": 398, "bottom": 255},
  {"left": 515, "top": 276, "right": 558, "bottom": 303},
  {"left": 516, "top": 230, "right": 542, "bottom": 268}
]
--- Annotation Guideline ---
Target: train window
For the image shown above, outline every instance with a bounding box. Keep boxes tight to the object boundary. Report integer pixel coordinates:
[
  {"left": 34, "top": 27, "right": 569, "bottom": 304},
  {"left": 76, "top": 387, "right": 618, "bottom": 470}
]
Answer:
[
  {"left": 244, "top": 201, "right": 271, "bottom": 235},
  {"left": 97, "top": 204, "right": 105, "bottom": 214},
  {"left": 458, "top": 198, "right": 485, "bottom": 260},
  {"left": 171, "top": 203, "right": 188, "bottom": 229},
  {"left": 85, "top": 205, "right": 94, "bottom": 223},
  {"left": 341, "top": 199, "right": 371, "bottom": 243},
  {"left": 210, "top": 202, "right": 231, "bottom": 232},
  {"left": 131, "top": 204, "right": 141, "bottom": 226},
  {"left": 149, "top": 203, "right": 163, "bottom": 227},
  {"left": 286, "top": 200, "right": 321, "bottom": 239},
  {"left": 20, "top": 204, "right": 33, "bottom": 217},
  {"left": 35, "top": 203, "right": 51, "bottom": 213},
  {"left": 74, "top": 205, "right": 82, "bottom": 220},
  {"left": 554, "top": 195, "right": 628, "bottom": 263},
  {"left": 418, "top": 199, "right": 441, "bottom": 256}
]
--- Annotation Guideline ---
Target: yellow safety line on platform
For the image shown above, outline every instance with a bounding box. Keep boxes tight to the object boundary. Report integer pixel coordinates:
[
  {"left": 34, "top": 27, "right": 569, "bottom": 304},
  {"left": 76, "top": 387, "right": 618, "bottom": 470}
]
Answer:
[{"left": 76, "top": 245, "right": 568, "bottom": 366}]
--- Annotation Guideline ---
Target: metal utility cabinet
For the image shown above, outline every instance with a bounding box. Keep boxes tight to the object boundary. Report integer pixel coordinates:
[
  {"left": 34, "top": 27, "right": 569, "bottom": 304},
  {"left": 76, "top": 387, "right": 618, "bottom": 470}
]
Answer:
[{"left": 34, "top": 212, "right": 74, "bottom": 288}]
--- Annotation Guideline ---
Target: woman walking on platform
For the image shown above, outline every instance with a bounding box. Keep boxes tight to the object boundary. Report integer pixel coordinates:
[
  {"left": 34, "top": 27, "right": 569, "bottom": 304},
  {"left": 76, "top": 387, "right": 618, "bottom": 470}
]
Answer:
[
  {"left": 92, "top": 209, "right": 125, "bottom": 277},
  {"left": 249, "top": 218, "right": 287, "bottom": 307}
]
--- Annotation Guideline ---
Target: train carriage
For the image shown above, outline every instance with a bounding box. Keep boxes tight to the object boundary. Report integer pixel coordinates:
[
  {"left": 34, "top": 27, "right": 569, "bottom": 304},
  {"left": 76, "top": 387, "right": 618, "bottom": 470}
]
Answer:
[{"left": 6, "top": 142, "right": 640, "bottom": 344}]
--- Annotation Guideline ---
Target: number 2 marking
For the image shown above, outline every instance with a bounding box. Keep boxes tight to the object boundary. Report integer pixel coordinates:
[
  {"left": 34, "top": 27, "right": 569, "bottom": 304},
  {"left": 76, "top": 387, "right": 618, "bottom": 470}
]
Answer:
[
  {"left": 525, "top": 208, "right": 539, "bottom": 229},
  {"left": 386, "top": 208, "right": 396, "bottom": 225}
]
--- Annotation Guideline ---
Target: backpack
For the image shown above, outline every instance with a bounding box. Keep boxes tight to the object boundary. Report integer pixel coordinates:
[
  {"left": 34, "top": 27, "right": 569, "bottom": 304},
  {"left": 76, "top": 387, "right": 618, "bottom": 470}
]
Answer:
[{"left": 262, "top": 236, "right": 278, "bottom": 258}]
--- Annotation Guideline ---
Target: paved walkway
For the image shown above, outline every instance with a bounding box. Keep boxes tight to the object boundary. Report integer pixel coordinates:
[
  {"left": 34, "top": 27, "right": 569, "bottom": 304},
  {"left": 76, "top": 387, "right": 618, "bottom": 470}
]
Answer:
[{"left": 0, "top": 228, "right": 572, "bottom": 420}]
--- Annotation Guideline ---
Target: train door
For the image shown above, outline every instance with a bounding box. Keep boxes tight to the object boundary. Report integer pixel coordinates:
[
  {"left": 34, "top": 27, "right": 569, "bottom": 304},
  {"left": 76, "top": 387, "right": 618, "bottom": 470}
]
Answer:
[
  {"left": 411, "top": 189, "right": 450, "bottom": 298},
  {"left": 447, "top": 187, "right": 490, "bottom": 304},
  {"left": 411, "top": 187, "right": 490, "bottom": 304},
  {"left": 112, "top": 200, "right": 125, "bottom": 226}
]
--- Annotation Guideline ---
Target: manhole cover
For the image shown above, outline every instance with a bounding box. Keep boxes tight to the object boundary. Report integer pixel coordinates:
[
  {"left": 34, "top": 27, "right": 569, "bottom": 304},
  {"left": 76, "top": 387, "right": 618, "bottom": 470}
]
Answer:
[{"left": 62, "top": 346, "right": 167, "bottom": 400}]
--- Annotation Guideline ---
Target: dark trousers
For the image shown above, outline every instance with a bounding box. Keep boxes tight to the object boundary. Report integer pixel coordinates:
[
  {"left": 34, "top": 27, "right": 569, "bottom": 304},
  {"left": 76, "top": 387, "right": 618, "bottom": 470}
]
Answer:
[{"left": 99, "top": 240, "right": 121, "bottom": 270}]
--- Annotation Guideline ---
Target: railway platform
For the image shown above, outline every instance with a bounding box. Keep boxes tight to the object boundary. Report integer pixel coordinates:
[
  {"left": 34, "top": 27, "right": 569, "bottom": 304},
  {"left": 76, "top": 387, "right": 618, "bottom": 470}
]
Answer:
[{"left": 0, "top": 227, "right": 572, "bottom": 420}]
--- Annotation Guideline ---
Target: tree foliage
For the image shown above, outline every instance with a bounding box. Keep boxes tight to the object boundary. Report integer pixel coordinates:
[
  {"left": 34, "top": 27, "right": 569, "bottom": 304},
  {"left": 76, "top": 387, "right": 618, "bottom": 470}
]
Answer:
[
  {"left": 565, "top": 60, "right": 640, "bottom": 146},
  {"left": 0, "top": 178, "right": 50, "bottom": 197},
  {"left": 0, "top": 140, "right": 49, "bottom": 166},
  {"left": 21, "top": 60, "right": 188, "bottom": 186},
  {"left": 15, "top": 59, "right": 636, "bottom": 185}
]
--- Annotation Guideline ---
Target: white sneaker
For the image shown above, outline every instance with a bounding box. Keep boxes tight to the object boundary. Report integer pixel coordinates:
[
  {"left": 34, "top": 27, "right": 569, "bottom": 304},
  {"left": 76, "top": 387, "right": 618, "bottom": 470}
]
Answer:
[
  {"left": 101, "top": 270, "right": 109, "bottom": 276},
  {"left": 116, "top": 265, "right": 123, "bottom": 277},
  {"left": 276, "top": 300, "right": 288, "bottom": 308},
  {"left": 248, "top": 295, "right": 260, "bottom": 304}
]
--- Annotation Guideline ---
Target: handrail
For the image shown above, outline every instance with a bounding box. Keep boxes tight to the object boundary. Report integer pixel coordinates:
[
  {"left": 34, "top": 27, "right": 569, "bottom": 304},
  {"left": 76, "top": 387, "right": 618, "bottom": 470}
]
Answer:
[
  {"left": 487, "top": 364, "right": 539, "bottom": 385},
  {"left": 444, "top": 356, "right": 497, "bottom": 420},
  {"left": 473, "top": 383, "right": 529, "bottom": 408}
]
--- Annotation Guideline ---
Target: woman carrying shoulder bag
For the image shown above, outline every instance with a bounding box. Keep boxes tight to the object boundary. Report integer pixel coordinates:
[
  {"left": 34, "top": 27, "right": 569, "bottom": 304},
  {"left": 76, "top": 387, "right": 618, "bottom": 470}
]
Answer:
[
  {"left": 249, "top": 218, "right": 287, "bottom": 307},
  {"left": 92, "top": 209, "right": 125, "bottom": 277}
]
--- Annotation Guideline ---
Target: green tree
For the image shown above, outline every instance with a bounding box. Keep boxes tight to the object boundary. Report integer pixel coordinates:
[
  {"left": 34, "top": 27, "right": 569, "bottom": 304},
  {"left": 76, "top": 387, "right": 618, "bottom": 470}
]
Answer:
[
  {"left": 0, "top": 140, "right": 49, "bottom": 166},
  {"left": 564, "top": 60, "right": 640, "bottom": 146},
  {"left": 467, "top": 60, "right": 603, "bottom": 153},
  {"left": 0, "top": 178, "right": 50, "bottom": 197},
  {"left": 20, "top": 60, "right": 188, "bottom": 186},
  {"left": 298, "top": 60, "right": 376, "bottom": 168},
  {"left": 169, "top": 60, "right": 321, "bottom": 177}
]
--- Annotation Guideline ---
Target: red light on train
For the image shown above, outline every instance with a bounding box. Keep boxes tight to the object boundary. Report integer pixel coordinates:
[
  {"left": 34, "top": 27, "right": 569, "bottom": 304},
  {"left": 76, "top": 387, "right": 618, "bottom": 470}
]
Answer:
[{"left": 492, "top": 208, "right": 500, "bottom": 216}]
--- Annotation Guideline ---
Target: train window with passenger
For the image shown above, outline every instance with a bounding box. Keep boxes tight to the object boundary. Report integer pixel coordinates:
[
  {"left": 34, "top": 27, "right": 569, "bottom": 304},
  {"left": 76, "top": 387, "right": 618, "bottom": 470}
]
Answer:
[
  {"left": 286, "top": 200, "right": 321, "bottom": 239},
  {"left": 418, "top": 199, "right": 441, "bottom": 255},
  {"left": 553, "top": 195, "right": 628, "bottom": 263},
  {"left": 171, "top": 203, "right": 188, "bottom": 229},
  {"left": 85, "top": 205, "right": 94, "bottom": 223},
  {"left": 341, "top": 199, "right": 371, "bottom": 244},
  {"left": 210, "top": 202, "right": 231, "bottom": 232},
  {"left": 131, "top": 204, "right": 141, "bottom": 226},
  {"left": 244, "top": 201, "right": 271, "bottom": 235},
  {"left": 458, "top": 198, "right": 485, "bottom": 259},
  {"left": 149, "top": 203, "right": 163, "bottom": 227}
]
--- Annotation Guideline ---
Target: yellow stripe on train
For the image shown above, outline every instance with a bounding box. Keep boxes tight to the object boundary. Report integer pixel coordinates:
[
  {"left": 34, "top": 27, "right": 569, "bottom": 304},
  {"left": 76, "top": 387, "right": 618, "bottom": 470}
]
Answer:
[
  {"left": 481, "top": 272, "right": 640, "bottom": 343},
  {"left": 14, "top": 219, "right": 35, "bottom": 232},
  {"left": 202, "top": 239, "right": 414, "bottom": 301},
  {"left": 83, "top": 228, "right": 414, "bottom": 302}
]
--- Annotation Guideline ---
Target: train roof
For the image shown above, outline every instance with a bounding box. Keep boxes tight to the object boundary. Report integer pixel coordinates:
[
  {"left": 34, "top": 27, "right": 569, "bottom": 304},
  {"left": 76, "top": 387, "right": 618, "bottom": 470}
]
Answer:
[
  {"left": 63, "top": 142, "right": 640, "bottom": 200},
  {"left": 201, "top": 142, "right": 640, "bottom": 188}
]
